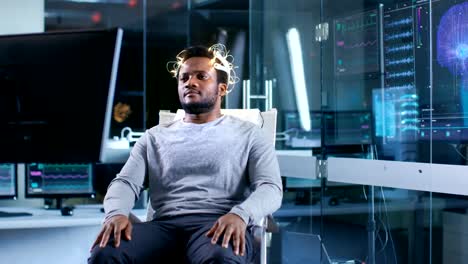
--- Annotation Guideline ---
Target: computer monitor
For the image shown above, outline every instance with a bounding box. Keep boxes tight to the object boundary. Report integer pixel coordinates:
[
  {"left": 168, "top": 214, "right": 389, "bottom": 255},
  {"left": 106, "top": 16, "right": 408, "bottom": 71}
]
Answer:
[
  {"left": 283, "top": 110, "right": 372, "bottom": 149},
  {"left": 0, "top": 163, "right": 17, "bottom": 199},
  {"left": 25, "top": 163, "right": 94, "bottom": 209},
  {"left": 0, "top": 28, "right": 123, "bottom": 163}
]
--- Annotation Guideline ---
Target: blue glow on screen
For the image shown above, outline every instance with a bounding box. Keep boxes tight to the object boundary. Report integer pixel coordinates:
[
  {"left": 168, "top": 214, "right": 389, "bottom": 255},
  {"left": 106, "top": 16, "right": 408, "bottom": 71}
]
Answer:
[
  {"left": 437, "top": 2, "right": 468, "bottom": 75},
  {"left": 437, "top": 2, "right": 468, "bottom": 125}
]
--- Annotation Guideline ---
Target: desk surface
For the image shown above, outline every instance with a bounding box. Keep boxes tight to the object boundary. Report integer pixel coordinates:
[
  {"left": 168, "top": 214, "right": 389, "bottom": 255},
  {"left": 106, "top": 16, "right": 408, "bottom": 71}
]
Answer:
[
  {"left": 2, "top": 198, "right": 468, "bottom": 229},
  {"left": 0, "top": 205, "right": 146, "bottom": 230}
]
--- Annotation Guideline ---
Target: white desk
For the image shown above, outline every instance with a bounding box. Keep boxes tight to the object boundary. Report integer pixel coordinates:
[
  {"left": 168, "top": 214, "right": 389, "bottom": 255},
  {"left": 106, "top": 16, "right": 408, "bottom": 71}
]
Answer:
[
  {"left": 0, "top": 205, "right": 146, "bottom": 264},
  {"left": 0, "top": 206, "right": 145, "bottom": 229}
]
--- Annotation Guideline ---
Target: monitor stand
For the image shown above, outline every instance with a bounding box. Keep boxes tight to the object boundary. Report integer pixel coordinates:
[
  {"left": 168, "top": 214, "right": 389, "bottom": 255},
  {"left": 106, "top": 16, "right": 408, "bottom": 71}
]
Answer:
[
  {"left": 44, "top": 198, "right": 74, "bottom": 216},
  {"left": 44, "top": 198, "right": 64, "bottom": 210}
]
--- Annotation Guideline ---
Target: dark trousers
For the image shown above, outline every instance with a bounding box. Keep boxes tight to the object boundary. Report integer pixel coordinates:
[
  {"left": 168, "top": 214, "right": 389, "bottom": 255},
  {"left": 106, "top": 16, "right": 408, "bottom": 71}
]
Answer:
[{"left": 88, "top": 214, "right": 255, "bottom": 264}]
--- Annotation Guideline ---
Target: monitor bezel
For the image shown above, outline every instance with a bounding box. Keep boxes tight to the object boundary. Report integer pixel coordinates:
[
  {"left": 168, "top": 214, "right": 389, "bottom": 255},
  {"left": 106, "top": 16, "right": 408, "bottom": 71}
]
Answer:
[{"left": 24, "top": 163, "right": 95, "bottom": 199}]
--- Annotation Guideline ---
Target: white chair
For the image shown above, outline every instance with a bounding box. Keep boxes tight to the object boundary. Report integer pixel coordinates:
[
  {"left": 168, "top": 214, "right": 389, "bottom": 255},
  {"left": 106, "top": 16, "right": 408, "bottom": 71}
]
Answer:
[{"left": 130, "top": 108, "right": 278, "bottom": 264}]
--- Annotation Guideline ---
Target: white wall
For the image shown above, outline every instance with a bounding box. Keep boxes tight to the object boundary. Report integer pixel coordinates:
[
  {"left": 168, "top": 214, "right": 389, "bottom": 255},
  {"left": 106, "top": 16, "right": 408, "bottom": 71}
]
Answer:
[{"left": 0, "top": 0, "right": 44, "bottom": 35}]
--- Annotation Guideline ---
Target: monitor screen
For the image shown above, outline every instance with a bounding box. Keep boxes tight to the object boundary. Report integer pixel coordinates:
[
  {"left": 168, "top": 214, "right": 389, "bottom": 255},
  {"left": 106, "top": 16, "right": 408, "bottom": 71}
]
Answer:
[
  {"left": 371, "top": 0, "right": 468, "bottom": 164},
  {"left": 283, "top": 110, "right": 372, "bottom": 148},
  {"left": 283, "top": 111, "right": 322, "bottom": 148},
  {"left": 0, "top": 163, "right": 16, "bottom": 199},
  {"left": 0, "top": 28, "right": 123, "bottom": 163},
  {"left": 25, "top": 163, "right": 94, "bottom": 198},
  {"left": 334, "top": 10, "right": 379, "bottom": 76}
]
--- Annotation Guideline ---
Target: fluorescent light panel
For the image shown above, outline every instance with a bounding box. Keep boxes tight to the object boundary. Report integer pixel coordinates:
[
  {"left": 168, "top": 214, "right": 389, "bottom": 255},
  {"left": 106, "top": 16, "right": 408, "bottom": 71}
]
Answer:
[{"left": 286, "top": 27, "right": 311, "bottom": 131}]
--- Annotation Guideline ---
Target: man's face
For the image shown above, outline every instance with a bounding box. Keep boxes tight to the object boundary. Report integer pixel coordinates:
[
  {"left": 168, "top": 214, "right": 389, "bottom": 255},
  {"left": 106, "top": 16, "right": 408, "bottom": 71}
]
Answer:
[{"left": 177, "top": 57, "right": 226, "bottom": 115}]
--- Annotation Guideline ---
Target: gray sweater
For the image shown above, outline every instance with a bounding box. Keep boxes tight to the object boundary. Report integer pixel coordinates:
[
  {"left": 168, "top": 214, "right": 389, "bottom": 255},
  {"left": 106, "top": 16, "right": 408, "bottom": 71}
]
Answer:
[{"left": 103, "top": 115, "right": 283, "bottom": 225}]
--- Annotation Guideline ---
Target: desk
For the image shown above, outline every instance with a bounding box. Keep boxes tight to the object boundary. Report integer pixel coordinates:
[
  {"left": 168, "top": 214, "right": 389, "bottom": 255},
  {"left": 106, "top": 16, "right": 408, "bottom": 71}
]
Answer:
[{"left": 0, "top": 205, "right": 146, "bottom": 264}]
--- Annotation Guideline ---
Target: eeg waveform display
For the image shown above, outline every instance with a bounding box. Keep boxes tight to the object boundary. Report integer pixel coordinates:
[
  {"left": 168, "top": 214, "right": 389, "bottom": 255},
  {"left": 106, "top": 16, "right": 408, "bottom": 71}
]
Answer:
[
  {"left": 383, "top": 5, "right": 420, "bottom": 141},
  {"left": 27, "top": 163, "right": 93, "bottom": 195},
  {"left": 0, "top": 164, "right": 15, "bottom": 196},
  {"left": 334, "top": 11, "right": 379, "bottom": 75}
]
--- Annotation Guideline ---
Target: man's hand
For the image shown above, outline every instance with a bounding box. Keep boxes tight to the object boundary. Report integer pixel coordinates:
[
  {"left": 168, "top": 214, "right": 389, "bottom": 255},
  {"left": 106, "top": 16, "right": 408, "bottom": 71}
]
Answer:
[
  {"left": 206, "top": 213, "right": 247, "bottom": 256},
  {"left": 91, "top": 215, "right": 132, "bottom": 251}
]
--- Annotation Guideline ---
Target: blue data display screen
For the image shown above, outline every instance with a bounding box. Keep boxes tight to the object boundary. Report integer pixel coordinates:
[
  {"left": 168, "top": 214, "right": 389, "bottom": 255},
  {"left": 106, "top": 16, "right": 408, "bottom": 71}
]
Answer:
[
  {"left": 369, "top": 0, "right": 468, "bottom": 164},
  {"left": 27, "top": 163, "right": 93, "bottom": 195},
  {"left": 334, "top": 11, "right": 380, "bottom": 76}
]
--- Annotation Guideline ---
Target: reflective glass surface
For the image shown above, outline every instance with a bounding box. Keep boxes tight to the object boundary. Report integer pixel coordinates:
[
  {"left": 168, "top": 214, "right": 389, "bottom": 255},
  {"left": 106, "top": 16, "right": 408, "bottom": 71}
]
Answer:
[
  {"left": 250, "top": 0, "right": 468, "bottom": 263},
  {"left": 5, "top": 1, "right": 468, "bottom": 263}
]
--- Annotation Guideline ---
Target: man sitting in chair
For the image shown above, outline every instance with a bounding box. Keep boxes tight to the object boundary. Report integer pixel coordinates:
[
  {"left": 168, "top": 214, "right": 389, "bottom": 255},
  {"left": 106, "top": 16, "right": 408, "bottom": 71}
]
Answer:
[{"left": 89, "top": 44, "right": 282, "bottom": 264}]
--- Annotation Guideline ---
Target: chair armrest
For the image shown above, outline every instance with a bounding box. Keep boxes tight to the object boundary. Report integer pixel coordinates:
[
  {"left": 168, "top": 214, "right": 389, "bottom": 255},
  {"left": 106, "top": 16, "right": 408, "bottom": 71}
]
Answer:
[
  {"left": 265, "top": 215, "right": 279, "bottom": 233},
  {"left": 252, "top": 215, "right": 279, "bottom": 231}
]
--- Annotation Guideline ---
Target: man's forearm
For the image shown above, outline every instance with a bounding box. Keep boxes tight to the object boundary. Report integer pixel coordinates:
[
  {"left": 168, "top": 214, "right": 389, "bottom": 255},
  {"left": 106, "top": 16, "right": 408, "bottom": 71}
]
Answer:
[
  {"left": 103, "top": 179, "right": 140, "bottom": 222},
  {"left": 229, "top": 183, "right": 283, "bottom": 225}
]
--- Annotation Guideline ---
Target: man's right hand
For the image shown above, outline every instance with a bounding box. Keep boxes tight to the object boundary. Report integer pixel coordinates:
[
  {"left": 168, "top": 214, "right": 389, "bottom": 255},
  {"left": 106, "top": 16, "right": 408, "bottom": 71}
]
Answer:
[{"left": 91, "top": 215, "right": 133, "bottom": 251}]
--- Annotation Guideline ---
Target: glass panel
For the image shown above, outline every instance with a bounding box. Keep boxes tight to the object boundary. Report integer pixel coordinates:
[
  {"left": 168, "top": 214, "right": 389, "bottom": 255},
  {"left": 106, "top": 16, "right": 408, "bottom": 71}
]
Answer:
[
  {"left": 322, "top": 0, "right": 438, "bottom": 263},
  {"left": 430, "top": 0, "right": 468, "bottom": 263},
  {"left": 435, "top": 193, "right": 468, "bottom": 263},
  {"left": 45, "top": 0, "right": 146, "bottom": 135},
  {"left": 188, "top": 0, "right": 249, "bottom": 110},
  {"left": 273, "top": 181, "right": 323, "bottom": 263},
  {"left": 321, "top": 0, "right": 433, "bottom": 163},
  {"left": 250, "top": 0, "right": 323, "bottom": 263},
  {"left": 431, "top": 0, "right": 468, "bottom": 166},
  {"left": 322, "top": 1, "right": 379, "bottom": 159},
  {"left": 319, "top": 183, "right": 433, "bottom": 264},
  {"left": 250, "top": 0, "right": 322, "bottom": 149},
  {"left": 146, "top": 0, "right": 189, "bottom": 127}
]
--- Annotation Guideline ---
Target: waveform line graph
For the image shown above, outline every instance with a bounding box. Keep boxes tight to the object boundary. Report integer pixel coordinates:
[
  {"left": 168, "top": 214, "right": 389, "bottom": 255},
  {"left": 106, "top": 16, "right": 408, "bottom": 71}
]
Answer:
[
  {"left": 385, "top": 31, "right": 413, "bottom": 41},
  {"left": 385, "top": 17, "right": 412, "bottom": 28},
  {"left": 387, "top": 44, "right": 414, "bottom": 53}
]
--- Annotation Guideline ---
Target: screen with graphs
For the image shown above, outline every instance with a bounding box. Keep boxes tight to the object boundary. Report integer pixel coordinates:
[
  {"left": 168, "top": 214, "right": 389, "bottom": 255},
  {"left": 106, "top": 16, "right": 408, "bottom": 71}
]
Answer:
[
  {"left": 429, "top": 0, "right": 468, "bottom": 142},
  {"left": 330, "top": 0, "right": 468, "bottom": 163},
  {"left": 378, "top": 1, "right": 429, "bottom": 144},
  {"left": 368, "top": 0, "right": 468, "bottom": 163},
  {"left": 283, "top": 111, "right": 372, "bottom": 148},
  {"left": 375, "top": 0, "right": 468, "bottom": 144},
  {"left": 0, "top": 164, "right": 15, "bottom": 198},
  {"left": 334, "top": 10, "right": 379, "bottom": 76},
  {"left": 26, "top": 163, "right": 93, "bottom": 196}
]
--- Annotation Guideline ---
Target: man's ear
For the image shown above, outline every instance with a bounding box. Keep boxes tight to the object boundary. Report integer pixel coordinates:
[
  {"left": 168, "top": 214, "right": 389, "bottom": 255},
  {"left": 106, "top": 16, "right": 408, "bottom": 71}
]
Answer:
[{"left": 218, "top": 83, "right": 228, "bottom": 97}]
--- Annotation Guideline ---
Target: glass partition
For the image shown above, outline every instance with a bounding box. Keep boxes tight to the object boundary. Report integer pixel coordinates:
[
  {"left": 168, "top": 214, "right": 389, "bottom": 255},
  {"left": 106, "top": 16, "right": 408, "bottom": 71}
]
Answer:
[
  {"left": 323, "top": 1, "right": 431, "bottom": 263},
  {"left": 251, "top": 0, "right": 468, "bottom": 263},
  {"left": 45, "top": 0, "right": 146, "bottom": 135},
  {"left": 29, "top": 1, "right": 468, "bottom": 263},
  {"left": 250, "top": 0, "right": 322, "bottom": 147},
  {"left": 249, "top": 0, "right": 324, "bottom": 263}
]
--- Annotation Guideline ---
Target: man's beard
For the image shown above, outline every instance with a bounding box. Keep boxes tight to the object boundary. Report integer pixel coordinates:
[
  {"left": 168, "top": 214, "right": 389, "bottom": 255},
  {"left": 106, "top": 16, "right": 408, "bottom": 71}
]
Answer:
[{"left": 180, "top": 91, "right": 218, "bottom": 115}]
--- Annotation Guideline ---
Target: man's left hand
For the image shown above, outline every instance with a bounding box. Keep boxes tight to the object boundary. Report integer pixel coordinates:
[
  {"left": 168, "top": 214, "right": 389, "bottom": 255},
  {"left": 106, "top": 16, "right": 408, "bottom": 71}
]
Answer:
[{"left": 206, "top": 213, "right": 247, "bottom": 256}]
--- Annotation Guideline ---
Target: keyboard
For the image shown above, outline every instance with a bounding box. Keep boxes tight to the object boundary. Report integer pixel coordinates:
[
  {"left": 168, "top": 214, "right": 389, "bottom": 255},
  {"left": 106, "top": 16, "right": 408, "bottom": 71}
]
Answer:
[{"left": 0, "top": 211, "right": 33, "bottom": 217}]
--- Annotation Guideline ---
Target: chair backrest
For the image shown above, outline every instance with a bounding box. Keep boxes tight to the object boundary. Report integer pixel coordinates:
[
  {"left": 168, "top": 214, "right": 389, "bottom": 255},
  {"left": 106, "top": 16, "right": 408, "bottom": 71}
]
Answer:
[{"left": 147, "top": 108, "right": 277, "bottom": 221}]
